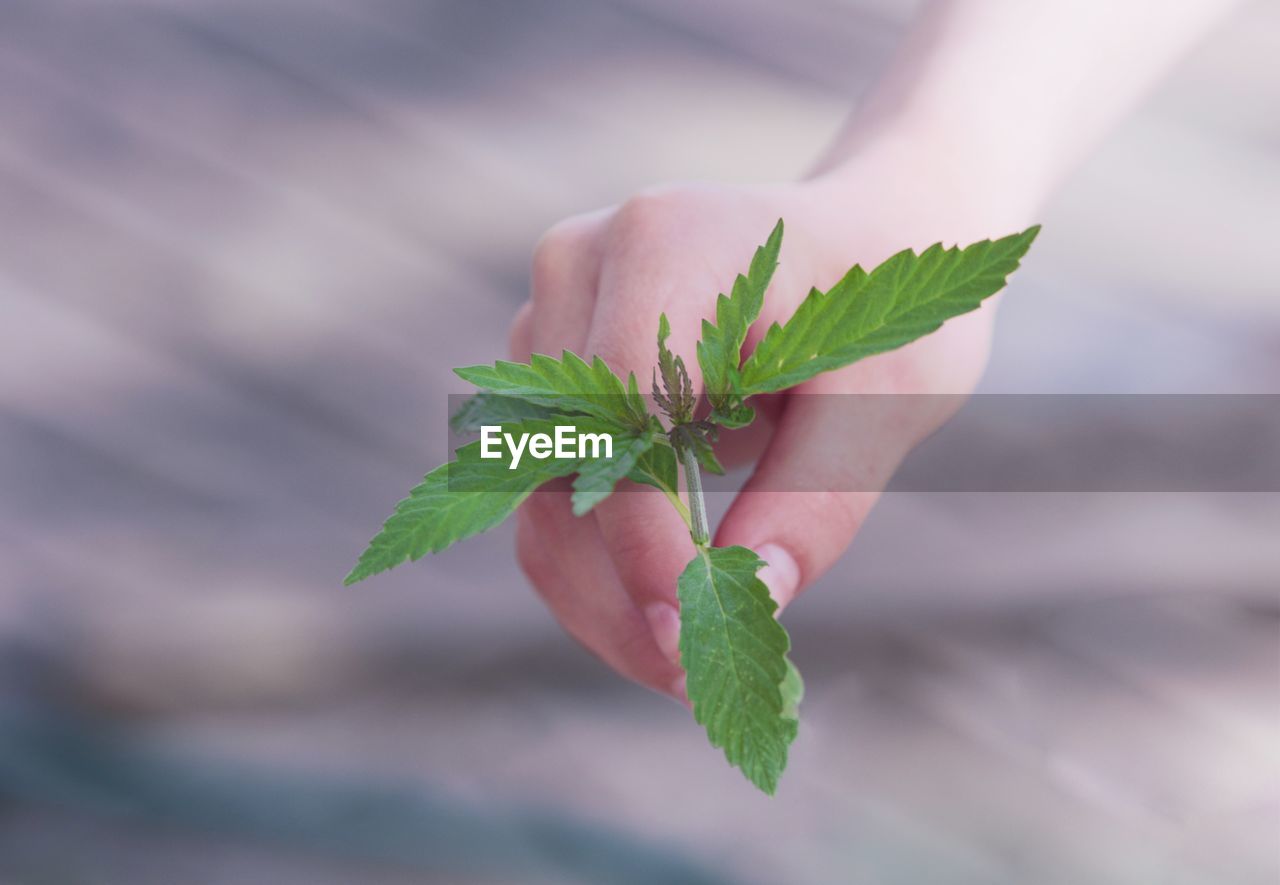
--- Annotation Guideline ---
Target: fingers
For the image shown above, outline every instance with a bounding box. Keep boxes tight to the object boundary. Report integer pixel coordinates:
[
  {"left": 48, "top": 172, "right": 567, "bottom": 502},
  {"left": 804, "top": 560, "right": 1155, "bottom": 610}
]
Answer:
[
  {"left": 510, "top": 211, "right": 606, "bottom": 364},
  {"left": 589, "top": 484, "right": 697, "bottom": 660},
  {"left": 508, "top": 300, "right": 533, "bottom": 360},
  {"left": 515, "top": 480, "right": 685, "bottom": 697},
  {"left": 713, "top": 361, "right": 956, "bottom": 611},
  {"left": 510, "top": 209, "right": 690, "bottom": 698},
  {"left": 529, "top": 210, "right": 610, "bottom": 355},
  {"left": 580, "top": 195, "right": 824, "bottom": 669},
  {"left": 583, "top": 195, "right": 721, "bottom": 389},
  {"left": 712, "top": 404, "right": 880, "bottom": 612},
  {"left": 580, "top": 199, "right": 739, "bottom": 662}
]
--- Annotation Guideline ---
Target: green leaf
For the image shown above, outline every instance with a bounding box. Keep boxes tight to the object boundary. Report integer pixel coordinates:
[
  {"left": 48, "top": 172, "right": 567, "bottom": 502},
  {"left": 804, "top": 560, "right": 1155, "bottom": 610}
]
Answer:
[
  {"left": 346, "top": 417, "right": 618, "bottom": 584},
  {"left": 677, "top": 545, "right": 798, "bottom": 794},
  {"left": 571, "top": 428, "right": 661, "bottom": 516},
  {"left": 739, "top": 226, "right": 1039, "bottom": 394},
  {"left": 627, "top": 442, "right": 679, "bottom": 497},
  {"left": 780, "top": 658, "right": 804, "bottom": 722},
  {"left": 449, "top": 393, "right": 567, "bottom": 433},
  {"left": 351, "top": 218, "right": 1044, "bottom": 795},
  {"left": 625, "top": 441, "right": 690, "bottom": 523},
  {"left": 697, "top": 219, "right": 783, "bottom": 427},
  {"left": 708, "top": 401, "right": 754, "bottom": 431},
  {"left": 455, "top": 351, "right": 649, "bottom": 430}
]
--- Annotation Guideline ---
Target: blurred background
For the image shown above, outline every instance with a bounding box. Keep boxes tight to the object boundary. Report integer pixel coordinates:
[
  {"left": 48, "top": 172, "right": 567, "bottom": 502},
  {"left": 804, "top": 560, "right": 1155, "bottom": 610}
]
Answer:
[{"left": 1, "top": 0, "right": 1278, "bottom": 882}]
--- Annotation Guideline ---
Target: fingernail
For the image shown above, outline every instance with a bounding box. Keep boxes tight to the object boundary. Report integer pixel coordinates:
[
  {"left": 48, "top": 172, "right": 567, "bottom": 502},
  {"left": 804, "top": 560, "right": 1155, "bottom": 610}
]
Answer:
[
  {"left": 644, "top": 602, "right": 681, "bottom": 666},
  {"left": 755, "top": 543, "right": 800, "bottom": 614}
]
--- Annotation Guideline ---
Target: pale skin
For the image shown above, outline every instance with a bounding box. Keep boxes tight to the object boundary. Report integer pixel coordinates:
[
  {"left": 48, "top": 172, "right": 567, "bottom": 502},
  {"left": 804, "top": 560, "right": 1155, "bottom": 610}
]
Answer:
[{"left": 506, "top": 0, "right": 1238, "bottom": 699}]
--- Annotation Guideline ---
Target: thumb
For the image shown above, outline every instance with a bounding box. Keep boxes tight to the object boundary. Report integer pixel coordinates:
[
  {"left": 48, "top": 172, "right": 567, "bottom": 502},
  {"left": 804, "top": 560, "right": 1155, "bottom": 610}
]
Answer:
[{"left": 712, "top": 385, "right": 954, "bottom": 612}]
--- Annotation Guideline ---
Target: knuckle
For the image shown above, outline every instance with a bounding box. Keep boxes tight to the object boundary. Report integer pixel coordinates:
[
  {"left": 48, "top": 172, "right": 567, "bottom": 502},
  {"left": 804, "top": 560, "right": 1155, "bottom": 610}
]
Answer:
[
  {"left": 800, "top": 489, "right": 865, "bottom": 540},
  {"left": 588, "top": 335, "right": 648, "bottom": 378},
  {"left": 609, "top": 188, "right": 686, "bottom": 241},
  {"left": 531, "top": 220, "right": 590, "bottom": 299}
]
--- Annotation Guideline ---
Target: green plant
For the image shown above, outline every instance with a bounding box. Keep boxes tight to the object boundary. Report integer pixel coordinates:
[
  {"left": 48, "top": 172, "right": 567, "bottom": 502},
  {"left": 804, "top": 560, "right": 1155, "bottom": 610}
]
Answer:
[{"left": 347, "top": 220, "right": 1040, "bottom": 793}]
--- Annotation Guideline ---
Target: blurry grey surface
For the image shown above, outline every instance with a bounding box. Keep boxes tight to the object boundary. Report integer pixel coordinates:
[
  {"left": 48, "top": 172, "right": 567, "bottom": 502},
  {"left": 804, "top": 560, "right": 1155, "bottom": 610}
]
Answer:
[{"left": 0, "top": 0, "right": 1277, "bottom": 883}]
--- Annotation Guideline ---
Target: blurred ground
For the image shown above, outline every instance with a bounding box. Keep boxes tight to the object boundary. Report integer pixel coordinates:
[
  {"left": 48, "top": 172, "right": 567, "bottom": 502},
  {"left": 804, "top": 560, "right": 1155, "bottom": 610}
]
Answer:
[{"left": 0, "top": 0, "right": 1277, "bottom": 883}]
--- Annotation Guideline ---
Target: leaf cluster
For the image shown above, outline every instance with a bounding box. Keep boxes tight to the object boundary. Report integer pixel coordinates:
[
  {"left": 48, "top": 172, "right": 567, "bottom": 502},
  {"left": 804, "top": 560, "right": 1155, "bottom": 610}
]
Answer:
[{"left": 347, "top": 220, "right": 1040, "bottom": 792}]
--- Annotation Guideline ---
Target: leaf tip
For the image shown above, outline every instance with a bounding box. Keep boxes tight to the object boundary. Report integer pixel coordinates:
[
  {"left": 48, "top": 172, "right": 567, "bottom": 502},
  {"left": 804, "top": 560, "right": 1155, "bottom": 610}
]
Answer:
[{"left": 743, "top": 759, "right": 785, "bottom": 796}]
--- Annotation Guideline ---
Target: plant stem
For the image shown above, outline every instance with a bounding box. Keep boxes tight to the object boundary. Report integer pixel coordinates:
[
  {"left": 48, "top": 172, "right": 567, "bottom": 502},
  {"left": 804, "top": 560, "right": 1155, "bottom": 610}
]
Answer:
[
  {"left": 679, "top": 445, "right": 710, "bottom": 547},
  {"left": 665, "top": 488, "right": 692, "bottom": 528}
]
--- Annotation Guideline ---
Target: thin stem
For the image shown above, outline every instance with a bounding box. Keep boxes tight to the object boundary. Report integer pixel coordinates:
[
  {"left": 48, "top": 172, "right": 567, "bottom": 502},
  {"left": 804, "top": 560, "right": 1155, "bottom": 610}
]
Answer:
[
  {"left": 679, "top": 445, "right": 710, "bottom": 547},
  {"left": 665, "top": 488, "right": 692, "bottom": 528}
]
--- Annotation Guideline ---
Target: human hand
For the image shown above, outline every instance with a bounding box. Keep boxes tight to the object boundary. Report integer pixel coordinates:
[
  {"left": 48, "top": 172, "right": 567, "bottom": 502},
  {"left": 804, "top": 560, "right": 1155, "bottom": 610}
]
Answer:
[{"left": 508, "top": 143, "right": 1037, "bottom": 699}]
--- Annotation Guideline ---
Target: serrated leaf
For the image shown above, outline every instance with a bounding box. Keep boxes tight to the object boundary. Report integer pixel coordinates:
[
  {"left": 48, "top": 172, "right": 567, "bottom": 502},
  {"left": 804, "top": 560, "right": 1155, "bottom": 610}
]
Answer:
[
  {"left": 571, "top": 428, "right": 660, "bottom": 515},
  {"left": 654, "top": 312, "right": 696, "bottom": 424},
  {"left": 455, "top": 351, "right": 649, "bottom": 430},
  {"left": 696, "top": 219, "right": 782, "bottom": 422},
  {"left": 449, "top": 393, "right": 566, "bottom": 433},
  {"left": 346, "top": 417, "right": 619, "bottom": 584},
  {"left": 677, "top": 545, "right": 798, "bottom": 794},
  {"left": 627, "top": 442, "right": 679, "bottom": 496},
  {"left": 739, "top": 226, "right": 1039, "bottom": 394},
  {"left": 345, "top": 465, "right": 560, "bottom": 586}
]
